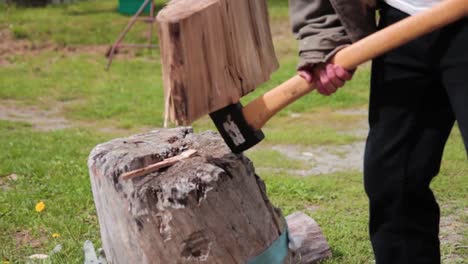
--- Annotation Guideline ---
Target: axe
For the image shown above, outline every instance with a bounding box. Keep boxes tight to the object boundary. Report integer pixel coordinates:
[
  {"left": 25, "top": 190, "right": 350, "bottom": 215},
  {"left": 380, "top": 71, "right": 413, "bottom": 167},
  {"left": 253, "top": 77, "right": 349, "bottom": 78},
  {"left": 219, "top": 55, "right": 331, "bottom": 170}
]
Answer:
[
  {"left": 158, "top": 0, "right": 468, "bottom": 153},
  {"left": 210, "top": 0, "right": 467, "bottom": 153}
]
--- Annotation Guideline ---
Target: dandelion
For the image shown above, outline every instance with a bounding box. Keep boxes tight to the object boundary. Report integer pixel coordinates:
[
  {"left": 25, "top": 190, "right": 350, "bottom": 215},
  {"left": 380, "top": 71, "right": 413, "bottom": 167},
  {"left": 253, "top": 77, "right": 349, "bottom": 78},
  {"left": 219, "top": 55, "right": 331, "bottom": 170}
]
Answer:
[
  {"left": 52, "top": 233, "right": 60, "bottom": 238},
  {"left": 35, "top": 201, "right": 46, "bottom": 213}
]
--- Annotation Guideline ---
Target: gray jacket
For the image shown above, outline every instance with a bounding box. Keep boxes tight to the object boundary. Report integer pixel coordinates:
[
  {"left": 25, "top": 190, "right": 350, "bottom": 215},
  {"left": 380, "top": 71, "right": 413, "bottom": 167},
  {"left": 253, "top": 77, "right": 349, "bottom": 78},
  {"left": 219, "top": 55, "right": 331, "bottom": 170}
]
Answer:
[{"left": 289, "top": 0, "right": 377, "bottom": 68}]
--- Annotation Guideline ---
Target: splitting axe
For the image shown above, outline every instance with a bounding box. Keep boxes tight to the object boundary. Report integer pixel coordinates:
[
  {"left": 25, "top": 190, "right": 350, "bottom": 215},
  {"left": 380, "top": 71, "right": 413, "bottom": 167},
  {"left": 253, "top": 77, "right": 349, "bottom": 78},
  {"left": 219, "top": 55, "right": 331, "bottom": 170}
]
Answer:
[{"left": 209, "top": 0, "right": 468, "bottom": 153}]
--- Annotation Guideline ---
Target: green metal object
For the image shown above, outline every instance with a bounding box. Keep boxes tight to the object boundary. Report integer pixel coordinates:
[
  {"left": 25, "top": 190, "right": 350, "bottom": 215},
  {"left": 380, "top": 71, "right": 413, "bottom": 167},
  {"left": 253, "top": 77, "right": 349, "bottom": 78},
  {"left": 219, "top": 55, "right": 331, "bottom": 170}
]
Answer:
[
  {"left": 118, "top": 0, "right": 151, "bottom": 15},
  {"left": 247, "top": 229, "right": 289, "bottom": 264}
]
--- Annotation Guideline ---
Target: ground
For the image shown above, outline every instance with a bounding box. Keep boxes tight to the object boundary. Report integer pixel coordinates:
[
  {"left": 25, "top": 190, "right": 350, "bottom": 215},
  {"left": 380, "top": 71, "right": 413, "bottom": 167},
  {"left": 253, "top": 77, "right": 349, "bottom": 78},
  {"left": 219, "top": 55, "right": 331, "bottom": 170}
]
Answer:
[{"left": 0, "top": 0, "right": 466, "bottom": 263}]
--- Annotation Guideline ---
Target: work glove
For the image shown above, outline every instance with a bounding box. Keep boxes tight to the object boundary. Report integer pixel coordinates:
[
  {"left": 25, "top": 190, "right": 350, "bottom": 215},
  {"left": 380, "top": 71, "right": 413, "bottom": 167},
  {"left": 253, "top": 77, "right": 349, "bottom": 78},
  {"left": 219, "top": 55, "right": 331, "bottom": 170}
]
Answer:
[{"left": 298, "top": 63, "right": 354, "bottom": 96}]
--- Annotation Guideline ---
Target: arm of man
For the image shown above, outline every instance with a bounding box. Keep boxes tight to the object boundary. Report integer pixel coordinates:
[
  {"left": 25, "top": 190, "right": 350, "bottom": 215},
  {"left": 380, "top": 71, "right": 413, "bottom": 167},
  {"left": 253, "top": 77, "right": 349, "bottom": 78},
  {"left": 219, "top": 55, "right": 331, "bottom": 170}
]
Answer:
[{"left": 289, "top": 0, "right": 354, "bottom": 95}]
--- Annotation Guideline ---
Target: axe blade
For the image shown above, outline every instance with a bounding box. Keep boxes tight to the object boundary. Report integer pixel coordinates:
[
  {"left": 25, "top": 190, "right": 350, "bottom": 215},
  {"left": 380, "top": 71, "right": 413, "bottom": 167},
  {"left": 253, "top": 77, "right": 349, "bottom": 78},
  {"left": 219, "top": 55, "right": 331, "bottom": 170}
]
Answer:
[{"left": 209, "top": 103, "right": 264, "bottom": 153}]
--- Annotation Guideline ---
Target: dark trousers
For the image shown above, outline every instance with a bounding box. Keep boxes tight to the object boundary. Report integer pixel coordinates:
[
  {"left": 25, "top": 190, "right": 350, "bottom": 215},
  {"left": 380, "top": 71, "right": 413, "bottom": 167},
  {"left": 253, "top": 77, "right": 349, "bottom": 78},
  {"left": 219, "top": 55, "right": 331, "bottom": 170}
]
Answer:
[{"left": 364, "top": 4, "right": 468, "bottom": 264}]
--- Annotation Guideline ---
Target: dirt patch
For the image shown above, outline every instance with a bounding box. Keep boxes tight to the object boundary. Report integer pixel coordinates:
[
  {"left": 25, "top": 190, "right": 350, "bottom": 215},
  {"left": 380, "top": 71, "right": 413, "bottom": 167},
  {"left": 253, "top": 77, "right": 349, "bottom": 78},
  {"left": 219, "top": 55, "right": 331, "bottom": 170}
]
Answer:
[
  {"left": 304, "top": 204, "right": 320, "bottom": 213},
  {"left": 440, "top": 206, "right": 468, "bottom": 263},
  {"left": 0, "top": 57, "right": 12, "bottom": 66},
  {"left": 0, "top": 100, "right": 154, "bottom": 135},
  {"left": 0, "top": 29, "right": 32, "bottom": 59},
  {"left": 0, "top": 29, "right": 137, "bottom": 62},
  {"left": 262, "top": 108, "right": 368, "bottom": 176},
  {"left": 15, "top": 229, "right": 47, "bottom": 249},
  {"left": 0, "top": 173, "right": 19, "bottom": 191},
  {"left": 271, "top": 20, "right": 296, "bottom": 58},
  {"left": 270, "top": 142, "right": 365, "bottom": 176},
  {"left": 0, "top": 100, "right": 72, "bottom": 131},
  {"left": 336, "top": 108, "right": 369, "bottom": 138},
  {"left": 0, "top": 177, "right": 10, "bottom": 191},
  {"left": 336, "top": 108, "right": 368, "bottom": 116}
]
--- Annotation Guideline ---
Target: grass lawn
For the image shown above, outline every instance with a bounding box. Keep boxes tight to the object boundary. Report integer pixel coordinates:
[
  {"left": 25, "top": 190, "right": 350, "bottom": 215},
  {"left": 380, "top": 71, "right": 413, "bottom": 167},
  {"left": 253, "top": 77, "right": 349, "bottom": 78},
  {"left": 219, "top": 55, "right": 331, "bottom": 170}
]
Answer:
[{"left": 1, "top": 0, "right": 466, "bottom": 263}]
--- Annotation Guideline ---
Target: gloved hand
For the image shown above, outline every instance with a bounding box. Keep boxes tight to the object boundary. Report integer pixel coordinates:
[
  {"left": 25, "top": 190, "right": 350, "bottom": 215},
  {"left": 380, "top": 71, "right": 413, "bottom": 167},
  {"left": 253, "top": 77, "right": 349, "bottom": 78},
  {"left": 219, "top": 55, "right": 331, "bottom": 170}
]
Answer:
[{"left": 298, "top": 63, "right": 354, "bottom": 96}]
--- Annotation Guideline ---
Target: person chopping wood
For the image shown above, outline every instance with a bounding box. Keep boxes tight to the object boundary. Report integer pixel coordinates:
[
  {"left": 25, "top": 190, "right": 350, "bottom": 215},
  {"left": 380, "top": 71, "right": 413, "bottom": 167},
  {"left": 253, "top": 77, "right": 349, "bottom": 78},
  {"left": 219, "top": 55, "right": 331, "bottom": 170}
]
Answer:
[{"left": 289, "top": 0, "right": 468, "bottom": 263}]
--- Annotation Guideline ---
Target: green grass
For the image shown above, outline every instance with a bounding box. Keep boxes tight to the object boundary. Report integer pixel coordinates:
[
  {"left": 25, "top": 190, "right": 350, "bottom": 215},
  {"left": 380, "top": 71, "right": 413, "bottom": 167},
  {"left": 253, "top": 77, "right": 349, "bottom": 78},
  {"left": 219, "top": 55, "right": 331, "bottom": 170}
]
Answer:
[
  {"left": 267, "top": 0, "right": 290, "bottom": 20},
  {"left": 0, "top": 52, "right": 370, "bottom": 131},
  {"left": 0, "top": 0, "right": 289, "bottom": 46},
  {"left": 1, "top": 51, "right": 165, "bottom": 129},
  {"left": 0, "top": 0, "right": 466, "bottom": 263},
  {"left": 0, "top": 121, "right": 110, "bottom": 263},
  {"left": 0, "top": 0, "right": 366, "bottom": 131},
  {"left": 1, "top": 119, "right": 465, "bottom": 263},
  {"left": 260, "top": 130, "right": 467, "bottom": 264},
  {"left": 0, "top": 0, "right": 165, "bottom": 45},
  {"left": 246, "top": 149, "right": 309, "bottom": 170}
]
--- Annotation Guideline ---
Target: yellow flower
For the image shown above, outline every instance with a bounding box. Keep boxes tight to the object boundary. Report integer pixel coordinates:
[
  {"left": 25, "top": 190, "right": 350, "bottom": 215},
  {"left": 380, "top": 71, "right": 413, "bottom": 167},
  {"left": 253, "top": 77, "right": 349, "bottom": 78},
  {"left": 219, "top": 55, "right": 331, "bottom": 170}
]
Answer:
[
  {"left": 52, "top": 233, "right": 60, "bottom": 238},
  {"left": 35, "top": 201, "right": 46, "bottom": 212},
  {"left": 3, "top": 261, "right": 10, "bottom": 264}
]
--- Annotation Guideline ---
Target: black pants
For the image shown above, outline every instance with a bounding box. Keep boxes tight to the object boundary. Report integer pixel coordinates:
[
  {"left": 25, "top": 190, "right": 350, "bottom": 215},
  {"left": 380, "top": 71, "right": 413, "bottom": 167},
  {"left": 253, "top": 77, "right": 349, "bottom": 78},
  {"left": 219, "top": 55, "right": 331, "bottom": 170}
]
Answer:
[{"left": 364, "top": 4, "right": 468, "bottom": 264}]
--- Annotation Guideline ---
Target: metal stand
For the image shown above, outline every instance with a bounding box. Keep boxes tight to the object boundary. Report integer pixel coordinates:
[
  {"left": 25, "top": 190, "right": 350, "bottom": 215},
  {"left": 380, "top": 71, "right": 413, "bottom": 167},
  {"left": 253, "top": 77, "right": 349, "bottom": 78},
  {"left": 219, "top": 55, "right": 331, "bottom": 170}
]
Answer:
[{"left": 106, "top": 0, "right": 157, "bottom": 70}]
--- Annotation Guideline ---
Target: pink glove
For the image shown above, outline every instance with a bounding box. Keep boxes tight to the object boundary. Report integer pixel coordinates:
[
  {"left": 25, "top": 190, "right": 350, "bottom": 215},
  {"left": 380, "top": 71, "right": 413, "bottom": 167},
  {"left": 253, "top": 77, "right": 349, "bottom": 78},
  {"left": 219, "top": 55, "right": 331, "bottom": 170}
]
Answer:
[{"left": 298, "top": 63, "right": 354, "bottom": 96}]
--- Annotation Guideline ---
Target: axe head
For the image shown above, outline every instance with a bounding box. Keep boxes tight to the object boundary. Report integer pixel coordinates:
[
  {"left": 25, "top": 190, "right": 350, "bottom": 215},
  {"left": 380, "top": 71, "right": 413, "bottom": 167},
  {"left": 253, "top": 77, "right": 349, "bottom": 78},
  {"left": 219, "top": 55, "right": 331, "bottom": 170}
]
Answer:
[{"left": 209, "top": 103, "right": 264, "bottom": 153}]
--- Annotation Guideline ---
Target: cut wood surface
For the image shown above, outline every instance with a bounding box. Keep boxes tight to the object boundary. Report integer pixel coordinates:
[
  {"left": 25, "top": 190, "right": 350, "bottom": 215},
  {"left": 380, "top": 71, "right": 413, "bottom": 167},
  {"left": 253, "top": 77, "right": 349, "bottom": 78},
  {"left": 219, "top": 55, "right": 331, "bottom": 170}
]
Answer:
[
  {"left": 157, "top": 0, "right": 278, "bottom": 125},
  {"left": 88, "top": 128, "right": 289, "bottom": 263}
]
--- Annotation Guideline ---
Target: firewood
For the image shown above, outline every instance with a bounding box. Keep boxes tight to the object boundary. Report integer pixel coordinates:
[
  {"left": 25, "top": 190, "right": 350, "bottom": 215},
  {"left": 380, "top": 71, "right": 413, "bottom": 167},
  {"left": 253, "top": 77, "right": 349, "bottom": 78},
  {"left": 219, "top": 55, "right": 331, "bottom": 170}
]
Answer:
[{"left": 157, "top": 0, "right": 278, "bottom": 125}]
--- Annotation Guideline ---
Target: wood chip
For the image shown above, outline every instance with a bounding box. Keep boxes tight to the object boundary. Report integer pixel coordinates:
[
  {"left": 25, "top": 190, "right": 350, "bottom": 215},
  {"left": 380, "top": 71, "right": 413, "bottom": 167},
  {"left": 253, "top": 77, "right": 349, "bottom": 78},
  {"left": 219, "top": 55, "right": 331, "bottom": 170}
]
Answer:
[{"left": 120, "top": 149, "right": 198, "bottom": 181}]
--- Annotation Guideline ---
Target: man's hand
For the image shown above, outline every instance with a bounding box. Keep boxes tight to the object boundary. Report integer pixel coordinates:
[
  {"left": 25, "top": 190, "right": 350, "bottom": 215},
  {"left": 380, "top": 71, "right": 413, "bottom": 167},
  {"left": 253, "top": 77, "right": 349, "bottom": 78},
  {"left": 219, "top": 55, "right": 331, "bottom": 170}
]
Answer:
[{"left": 298, "top": 63, "right": 354, "bottom": 96}]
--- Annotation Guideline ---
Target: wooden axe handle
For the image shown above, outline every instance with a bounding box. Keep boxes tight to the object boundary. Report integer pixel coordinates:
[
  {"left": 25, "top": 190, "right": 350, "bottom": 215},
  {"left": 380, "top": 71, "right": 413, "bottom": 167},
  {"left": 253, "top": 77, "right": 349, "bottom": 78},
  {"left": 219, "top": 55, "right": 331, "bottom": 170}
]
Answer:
[{"left": 243, "top": 0, "right": 468, "bottom": 130}]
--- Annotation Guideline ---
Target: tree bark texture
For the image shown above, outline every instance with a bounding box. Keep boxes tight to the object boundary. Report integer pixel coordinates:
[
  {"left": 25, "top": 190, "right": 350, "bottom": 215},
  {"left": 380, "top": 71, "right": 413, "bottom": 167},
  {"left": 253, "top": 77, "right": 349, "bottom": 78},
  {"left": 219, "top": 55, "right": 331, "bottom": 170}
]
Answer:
[{"left": 88, "top": 127, "right": 290, "bottom": 264}]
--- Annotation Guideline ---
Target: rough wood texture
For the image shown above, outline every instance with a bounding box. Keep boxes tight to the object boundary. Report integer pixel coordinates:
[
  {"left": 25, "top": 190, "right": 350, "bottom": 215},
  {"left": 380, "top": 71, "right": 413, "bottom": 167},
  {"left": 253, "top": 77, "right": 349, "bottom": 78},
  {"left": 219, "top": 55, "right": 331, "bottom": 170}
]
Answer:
[
  {"left": 88, "top": 127, "right": 292, "bottom": 264},
  {"left": 157, "top": 0, "right": 278, "bottom": 126},
  {"left": 286, "top": 212, "right": 332, "bottom": 263},
  {"left": 120, "top": 149, "right": 198, "bottom": 181}
]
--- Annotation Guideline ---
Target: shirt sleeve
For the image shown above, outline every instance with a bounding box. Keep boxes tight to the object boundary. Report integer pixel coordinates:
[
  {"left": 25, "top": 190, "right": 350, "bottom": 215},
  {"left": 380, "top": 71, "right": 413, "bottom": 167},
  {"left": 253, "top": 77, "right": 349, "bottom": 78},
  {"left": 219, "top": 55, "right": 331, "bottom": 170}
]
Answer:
[{"left": 289, "top": 0, "right": 352, "bottom": 69}]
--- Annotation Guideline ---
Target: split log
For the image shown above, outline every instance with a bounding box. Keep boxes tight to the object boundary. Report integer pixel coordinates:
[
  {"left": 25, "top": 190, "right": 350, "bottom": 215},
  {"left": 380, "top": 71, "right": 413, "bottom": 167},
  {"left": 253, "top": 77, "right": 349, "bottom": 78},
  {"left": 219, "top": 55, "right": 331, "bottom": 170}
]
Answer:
[
  {"left": 287, "top": 212, "right": 332, "bottom": 263},
  {"left": 157, "top": 0, "right": 278, "bottom": 125},
  {"left": 88, "top": 128, "right": 331, "bottom": 263}
]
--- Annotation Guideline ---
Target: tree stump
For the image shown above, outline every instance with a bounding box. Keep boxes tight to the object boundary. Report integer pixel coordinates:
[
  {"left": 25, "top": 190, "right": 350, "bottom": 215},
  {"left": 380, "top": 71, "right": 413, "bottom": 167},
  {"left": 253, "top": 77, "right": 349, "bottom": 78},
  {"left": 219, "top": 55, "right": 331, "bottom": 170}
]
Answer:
[{"left": 88, "top": 128, "right": 331, "bottom": 263}]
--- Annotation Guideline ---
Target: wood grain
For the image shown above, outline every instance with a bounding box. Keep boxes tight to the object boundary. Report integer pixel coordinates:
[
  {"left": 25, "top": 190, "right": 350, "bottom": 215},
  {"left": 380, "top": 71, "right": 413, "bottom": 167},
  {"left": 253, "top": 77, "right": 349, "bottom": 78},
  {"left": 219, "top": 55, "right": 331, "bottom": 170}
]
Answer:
[{"left": 157, "top": 0, "right": 278, "bottom": 125}]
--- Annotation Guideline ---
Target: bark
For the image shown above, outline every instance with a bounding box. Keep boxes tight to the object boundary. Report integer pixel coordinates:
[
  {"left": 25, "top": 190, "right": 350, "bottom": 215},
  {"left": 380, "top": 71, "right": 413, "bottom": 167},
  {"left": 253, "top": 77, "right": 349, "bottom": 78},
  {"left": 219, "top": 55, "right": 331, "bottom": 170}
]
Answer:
[{"left": 88, "top": 128, "right": 288, "bottom": 264}]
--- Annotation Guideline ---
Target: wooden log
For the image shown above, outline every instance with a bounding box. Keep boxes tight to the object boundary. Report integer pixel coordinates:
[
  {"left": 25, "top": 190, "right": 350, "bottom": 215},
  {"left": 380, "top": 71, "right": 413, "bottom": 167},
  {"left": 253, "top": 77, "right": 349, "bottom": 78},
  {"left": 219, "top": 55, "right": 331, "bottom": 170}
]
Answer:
[
  {"left": 157, "top": 0, "right": 278, "bottom": 126},
  {"left": 286, "top": 212, "right": 332, "bottom": 264},
  {"left": 88, "top": 128, "right": 331, "bottom": 263}
]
